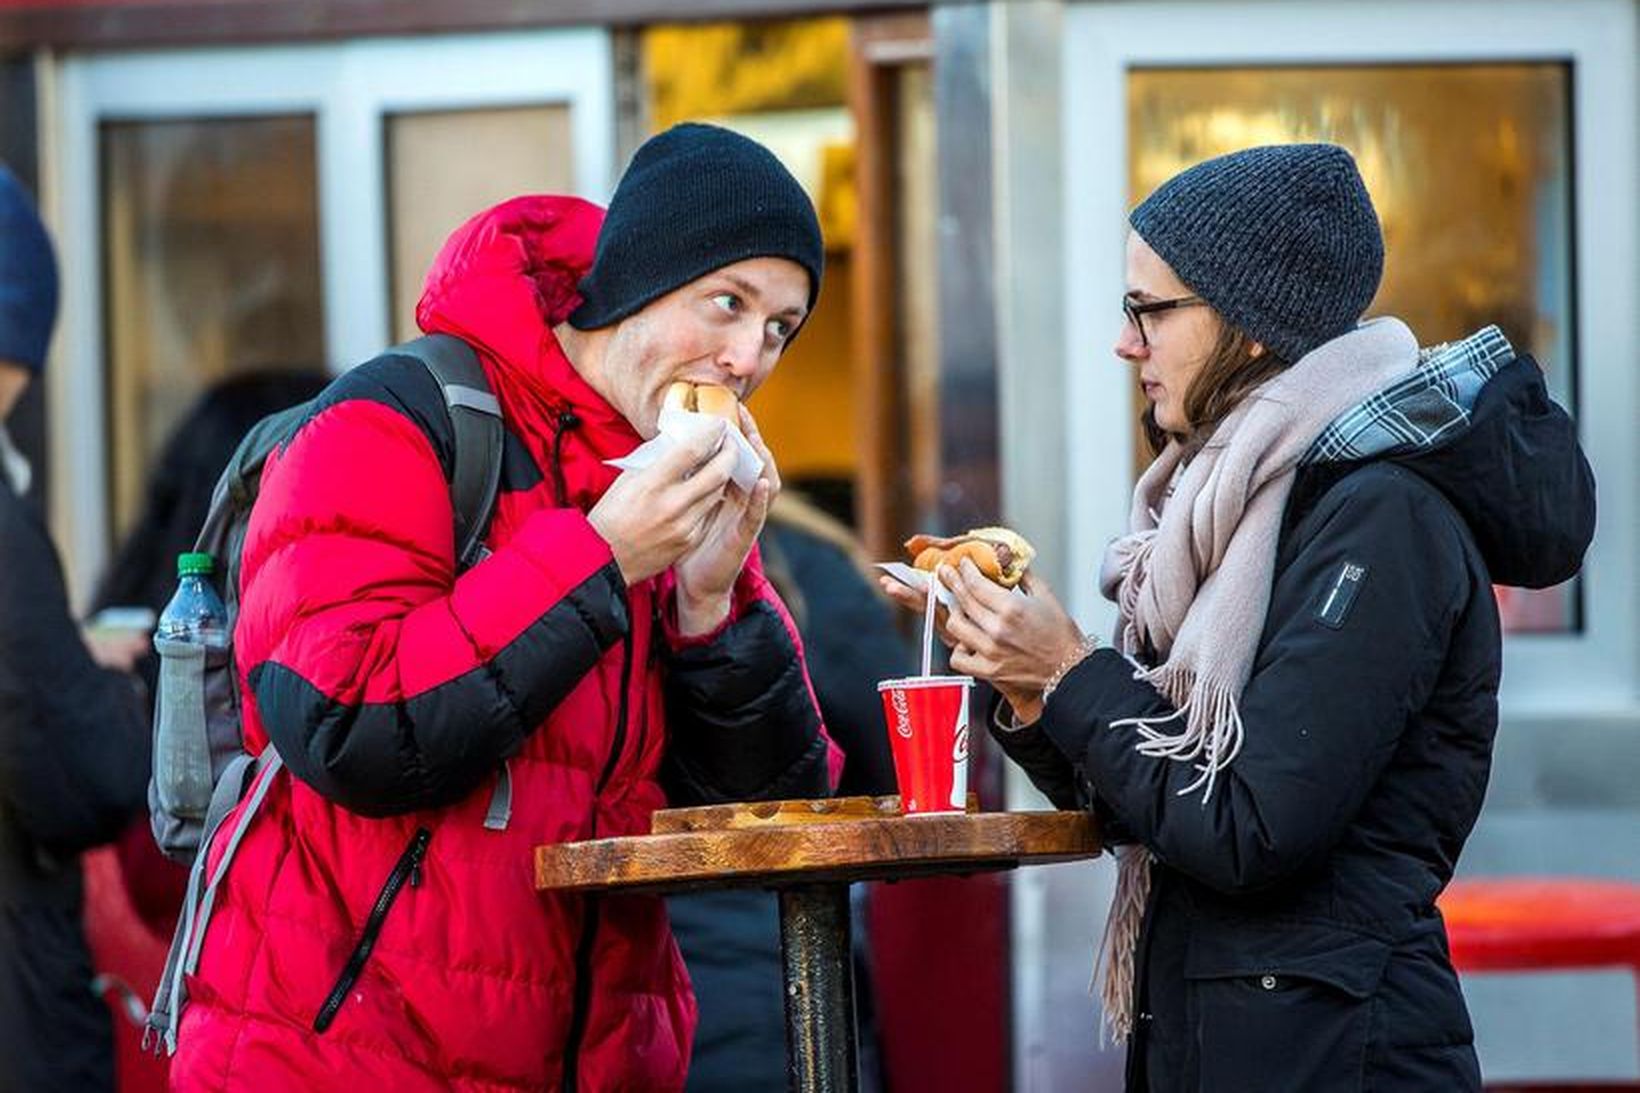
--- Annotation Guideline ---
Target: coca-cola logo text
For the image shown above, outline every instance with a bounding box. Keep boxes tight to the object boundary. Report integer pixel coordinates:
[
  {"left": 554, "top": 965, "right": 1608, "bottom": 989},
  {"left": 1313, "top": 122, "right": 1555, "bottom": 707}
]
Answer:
[{"left": 891, "top": 690, "right": 912, "bottom": 738}]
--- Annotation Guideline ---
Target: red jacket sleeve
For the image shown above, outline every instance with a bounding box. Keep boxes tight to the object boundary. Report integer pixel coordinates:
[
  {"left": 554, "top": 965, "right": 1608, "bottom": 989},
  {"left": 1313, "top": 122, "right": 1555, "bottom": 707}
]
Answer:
[{"left": 239, "top": 392, "right": 627, "bottom": 816}]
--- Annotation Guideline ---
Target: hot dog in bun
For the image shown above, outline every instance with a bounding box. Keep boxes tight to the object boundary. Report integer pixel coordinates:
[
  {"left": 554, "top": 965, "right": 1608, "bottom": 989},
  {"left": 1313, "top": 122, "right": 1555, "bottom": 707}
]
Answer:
[
  {"left": 904, "top": 526, "right": 1035, "bottom": 589},
  {"left": 664, "top": 381, "right": 740, "bottom": 432}
]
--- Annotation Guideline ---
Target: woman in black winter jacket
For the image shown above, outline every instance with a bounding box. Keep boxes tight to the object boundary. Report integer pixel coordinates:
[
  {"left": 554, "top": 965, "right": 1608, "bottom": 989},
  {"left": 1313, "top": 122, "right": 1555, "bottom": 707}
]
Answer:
[{"left": 882, "top": 144, "right": 1595, "bottom": 1091}]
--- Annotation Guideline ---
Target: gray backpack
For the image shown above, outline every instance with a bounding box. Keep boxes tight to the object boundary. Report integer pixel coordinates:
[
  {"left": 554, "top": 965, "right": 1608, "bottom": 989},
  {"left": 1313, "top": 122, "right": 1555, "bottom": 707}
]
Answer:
[{"left": 143, "top": 334, "right": 503, "bottom": 1054}]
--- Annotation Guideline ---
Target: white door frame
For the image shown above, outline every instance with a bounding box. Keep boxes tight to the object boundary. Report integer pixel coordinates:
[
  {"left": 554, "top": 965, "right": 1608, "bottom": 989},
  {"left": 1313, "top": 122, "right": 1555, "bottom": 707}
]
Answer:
[
  {"left": 48, "top": 29, "right": 615, "bottom": 602},
  {"left": 1061, "top": 0, "right": 1638, "bottom": 716}
]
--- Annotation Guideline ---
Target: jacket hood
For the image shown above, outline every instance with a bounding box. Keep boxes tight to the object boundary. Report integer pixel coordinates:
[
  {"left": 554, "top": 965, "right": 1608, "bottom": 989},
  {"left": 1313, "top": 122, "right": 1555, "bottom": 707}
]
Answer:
[
  {"left": 1393, "top": 353, "right": 1595, "bottom": 589},
  {"left": 416, "top": 194, "right": 602, "bottom": 350},
  {"left": 414, "top": 195, "right": 642, "bottom": 454}
]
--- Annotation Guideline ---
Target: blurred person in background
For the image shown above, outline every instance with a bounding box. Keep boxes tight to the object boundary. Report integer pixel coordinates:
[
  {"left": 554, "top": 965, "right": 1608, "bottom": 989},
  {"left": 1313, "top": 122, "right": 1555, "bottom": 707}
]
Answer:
[
  {"left": 93, "top": 371, "right": 333, "bottom": 674},
  {"left": 76, "top": 370, "right": 328, "bottom": 1092},
  {"left": 670, "top": 490, "right": 904, "bottom": 1091},
  {"left": 0, "top": 164, "right": 150, "bottom": 1092},
  {"left": 885, "top": 143, "right": 1595, "bottom": 1091},
  {"left": 89, "top": 368, "right": 330, "bottom": 933}
]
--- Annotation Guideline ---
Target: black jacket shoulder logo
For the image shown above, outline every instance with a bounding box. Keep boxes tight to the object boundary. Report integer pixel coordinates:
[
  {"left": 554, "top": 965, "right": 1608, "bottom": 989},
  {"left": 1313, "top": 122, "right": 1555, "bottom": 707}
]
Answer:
[{"left": 1315, "top": 561, "right": 1368, "bottom": 630}]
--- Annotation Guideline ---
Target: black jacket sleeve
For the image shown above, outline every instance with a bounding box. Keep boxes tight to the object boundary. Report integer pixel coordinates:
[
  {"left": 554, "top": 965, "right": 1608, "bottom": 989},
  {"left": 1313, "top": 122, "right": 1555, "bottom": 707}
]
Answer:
[
  {"left": 0, "top": 492, "right": 148, "bottom": 854},
  {"left": 766, "top": 526, "right": 906, "bottom": 797},
  {"left": 1039, "top": 465, "right": 1475, "bottom": 895},
  {"left": 662, "top": 597, "right": 829, "bottom": 804},
  {"left": 984, "top": 692, "right": 1082, "bottom": 810}
]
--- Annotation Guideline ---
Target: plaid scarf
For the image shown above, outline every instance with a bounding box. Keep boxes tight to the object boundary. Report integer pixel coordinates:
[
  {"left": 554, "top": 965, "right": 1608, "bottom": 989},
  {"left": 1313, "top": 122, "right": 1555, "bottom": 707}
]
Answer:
[
  {"left": 1094, "top": 321, "right": 1514, "bottom": 1042},
  {"left": 1306, "top": 324, "right": 1513, "bottom": 464}
]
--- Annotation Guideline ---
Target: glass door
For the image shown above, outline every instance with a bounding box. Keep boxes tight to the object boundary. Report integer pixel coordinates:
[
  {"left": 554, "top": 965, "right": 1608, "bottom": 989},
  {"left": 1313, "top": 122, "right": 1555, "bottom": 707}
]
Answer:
[
  {"left": 51, "top": 30, "right": 614, "bottom": 599},
  {"left": 100, "top": 115, "right": 326, "bottom": 539},
  {"left": 1126, "top": 61, "right": 1576, "bottom": 630},
  {"left": 386, "top": 104, "right": 579, "bottom": 342}
]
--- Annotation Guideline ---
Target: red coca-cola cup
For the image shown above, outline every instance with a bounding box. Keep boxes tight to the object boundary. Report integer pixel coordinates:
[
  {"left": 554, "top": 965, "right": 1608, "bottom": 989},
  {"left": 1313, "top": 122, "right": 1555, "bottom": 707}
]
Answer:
[{"left": 877, "top": 675, "right": 974, "bottom": 815}]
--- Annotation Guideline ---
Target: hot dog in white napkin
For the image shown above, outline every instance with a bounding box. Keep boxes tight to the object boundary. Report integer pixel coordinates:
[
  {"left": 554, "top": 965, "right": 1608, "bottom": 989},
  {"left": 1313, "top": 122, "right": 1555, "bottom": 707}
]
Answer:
[{"left": 606, "top": 399, "right": 764, "bottom": 492}]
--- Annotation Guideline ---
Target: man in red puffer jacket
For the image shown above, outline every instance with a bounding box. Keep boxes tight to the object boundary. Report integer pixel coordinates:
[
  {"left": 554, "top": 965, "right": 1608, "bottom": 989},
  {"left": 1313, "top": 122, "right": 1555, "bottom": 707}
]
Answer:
[{"left": 169, "top": 124, "right": 837, "bottom": 1092}]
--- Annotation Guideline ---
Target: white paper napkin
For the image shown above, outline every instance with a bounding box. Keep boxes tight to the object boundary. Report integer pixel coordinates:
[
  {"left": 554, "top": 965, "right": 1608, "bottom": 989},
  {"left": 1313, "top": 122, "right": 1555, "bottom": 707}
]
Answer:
[
  {"left": 875, "top": 561, "right": 1028, "bottom": 606},
  {"left": 875, "top": 562, "right": 956, "bottom": 607},
  {"left": 605, "top": 407, "right": 764, "bottom": 492}
]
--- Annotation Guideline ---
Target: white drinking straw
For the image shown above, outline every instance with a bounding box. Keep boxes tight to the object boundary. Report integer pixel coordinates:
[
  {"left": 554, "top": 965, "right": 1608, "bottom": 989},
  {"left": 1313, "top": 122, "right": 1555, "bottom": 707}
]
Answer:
[{"left": 921, "top": 573, "right": 938, "bottom": 678}]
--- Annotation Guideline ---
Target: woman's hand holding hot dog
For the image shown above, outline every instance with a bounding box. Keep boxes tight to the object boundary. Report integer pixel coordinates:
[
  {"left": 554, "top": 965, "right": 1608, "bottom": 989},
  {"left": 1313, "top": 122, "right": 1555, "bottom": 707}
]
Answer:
[{"left": 879, "top": 558, "right": 1088, "bottom": 724}]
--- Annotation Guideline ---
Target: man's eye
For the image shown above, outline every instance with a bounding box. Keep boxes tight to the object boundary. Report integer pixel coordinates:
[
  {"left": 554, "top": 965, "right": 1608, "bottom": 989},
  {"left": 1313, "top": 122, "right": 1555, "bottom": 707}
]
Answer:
[
  {"left": 766, "top": 318, "right": 793, "bottom": 342},
  {"left": 711, "top": 293, "right": 740, "bottom": 314}
]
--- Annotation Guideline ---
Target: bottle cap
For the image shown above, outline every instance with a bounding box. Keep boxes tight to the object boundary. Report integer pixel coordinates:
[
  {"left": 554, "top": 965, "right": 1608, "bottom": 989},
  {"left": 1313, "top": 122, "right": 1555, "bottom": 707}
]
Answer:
[{"left": 176, "top": 552, "right": 215, "bottom": 577}]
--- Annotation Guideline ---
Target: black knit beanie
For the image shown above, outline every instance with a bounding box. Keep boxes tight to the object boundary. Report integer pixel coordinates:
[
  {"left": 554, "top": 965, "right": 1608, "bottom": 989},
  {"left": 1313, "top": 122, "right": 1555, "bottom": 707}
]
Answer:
[
  {"left": 0, "top": 165, "right": 59, "bottom": 375},
  {"left": 569, "top": 123, "right": 823, "bottom": 330},
  {"left": 1130, "top": 143, "right": 1384, "bottom": 362}
]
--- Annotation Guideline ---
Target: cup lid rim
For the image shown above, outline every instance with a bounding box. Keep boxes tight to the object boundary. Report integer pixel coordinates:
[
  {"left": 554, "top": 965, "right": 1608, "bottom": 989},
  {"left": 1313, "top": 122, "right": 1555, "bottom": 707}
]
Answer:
[{"left": 876, "top": 675, "right": 975, "bottom": 691}]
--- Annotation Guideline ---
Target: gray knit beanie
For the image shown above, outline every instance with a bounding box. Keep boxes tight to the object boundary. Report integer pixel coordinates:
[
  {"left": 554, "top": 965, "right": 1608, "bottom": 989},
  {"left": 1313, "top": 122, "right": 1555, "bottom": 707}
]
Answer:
[{"left": 1129, "top": 143, "right": 1383, "bottom": 362}]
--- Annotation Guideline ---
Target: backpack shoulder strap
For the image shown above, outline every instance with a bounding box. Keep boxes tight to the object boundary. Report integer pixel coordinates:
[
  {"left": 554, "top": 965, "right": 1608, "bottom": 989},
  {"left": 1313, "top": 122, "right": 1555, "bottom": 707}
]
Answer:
[
  {"left": 192, "top": 401, "right": 313, "bottom": 555},
  {"left": 393, "top": 334, "right": 504, "bottom": 569}
]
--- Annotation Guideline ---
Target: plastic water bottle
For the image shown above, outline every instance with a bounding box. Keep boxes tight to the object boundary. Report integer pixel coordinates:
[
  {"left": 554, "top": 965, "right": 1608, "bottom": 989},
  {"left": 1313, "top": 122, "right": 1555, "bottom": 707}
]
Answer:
[{"left": 155, "top": 552, "right": 229, "bottom": 649}]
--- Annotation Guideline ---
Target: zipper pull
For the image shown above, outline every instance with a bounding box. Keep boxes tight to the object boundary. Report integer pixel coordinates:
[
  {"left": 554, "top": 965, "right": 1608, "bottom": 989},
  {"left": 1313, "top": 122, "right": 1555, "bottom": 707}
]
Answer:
[
  {"left": 409, "top": 827, "right": 430, "bottom": 888},
  {"left": 483, "top": 759, "right": 514, "bottom": 831},
  {"left": 550, "top": 409, "right": 580, "bottom": 507}
]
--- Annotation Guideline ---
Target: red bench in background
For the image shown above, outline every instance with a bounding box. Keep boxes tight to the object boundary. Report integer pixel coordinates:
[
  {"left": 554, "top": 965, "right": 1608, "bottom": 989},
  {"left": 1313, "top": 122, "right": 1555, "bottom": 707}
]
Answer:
[{"left": 1440, "top": 878, "right": 1640, "bottom": 1093}]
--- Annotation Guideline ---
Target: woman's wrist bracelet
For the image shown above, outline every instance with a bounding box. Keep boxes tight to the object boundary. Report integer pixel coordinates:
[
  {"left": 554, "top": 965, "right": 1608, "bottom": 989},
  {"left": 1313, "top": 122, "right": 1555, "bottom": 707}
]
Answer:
[
  {"left": 1041, "top": 635, "right": 1101, "bottom": 704},
  {"left": 993, "top": 699, "right": 1037, "bottom": 734}
]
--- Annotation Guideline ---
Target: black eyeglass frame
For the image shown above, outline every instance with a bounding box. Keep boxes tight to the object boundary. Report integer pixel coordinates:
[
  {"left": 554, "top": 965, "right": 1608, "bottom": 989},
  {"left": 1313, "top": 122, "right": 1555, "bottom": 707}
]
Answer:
[{"left": 1122, "top": 293, "right": 1206, "bottom": 347}]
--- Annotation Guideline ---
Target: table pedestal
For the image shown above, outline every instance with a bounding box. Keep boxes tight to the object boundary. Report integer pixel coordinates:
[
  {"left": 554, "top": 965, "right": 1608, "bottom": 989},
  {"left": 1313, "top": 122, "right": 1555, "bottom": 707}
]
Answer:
[{"left": 780, "top": 884, "right": 858, "bottom": 1092}]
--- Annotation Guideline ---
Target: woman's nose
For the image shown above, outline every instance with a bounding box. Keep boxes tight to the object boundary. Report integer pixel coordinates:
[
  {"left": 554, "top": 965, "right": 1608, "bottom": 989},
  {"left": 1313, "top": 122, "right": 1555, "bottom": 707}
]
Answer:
[{"left": 1114, "top": 319, "right": 1147, "bottom": 362}]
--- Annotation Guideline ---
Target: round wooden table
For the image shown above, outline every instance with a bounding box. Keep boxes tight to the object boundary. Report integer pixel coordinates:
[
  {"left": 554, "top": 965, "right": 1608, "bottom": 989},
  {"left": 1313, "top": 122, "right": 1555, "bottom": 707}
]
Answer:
[{"left": 535, "top": 796, "right": 1101, "bottom": 1093}]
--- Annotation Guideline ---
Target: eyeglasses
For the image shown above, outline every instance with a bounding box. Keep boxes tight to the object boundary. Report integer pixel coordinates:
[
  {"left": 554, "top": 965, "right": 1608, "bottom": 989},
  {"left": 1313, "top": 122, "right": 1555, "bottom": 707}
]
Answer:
[{"left": 1122, "top": 293, "right": 1206, "bottom": 348}]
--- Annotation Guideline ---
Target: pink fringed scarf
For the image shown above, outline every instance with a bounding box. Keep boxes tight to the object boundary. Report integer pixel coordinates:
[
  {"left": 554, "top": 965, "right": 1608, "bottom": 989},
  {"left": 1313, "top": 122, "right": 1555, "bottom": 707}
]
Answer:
[{"left": 1092, "top": 318, "right": 1419, "bottom": 1041}]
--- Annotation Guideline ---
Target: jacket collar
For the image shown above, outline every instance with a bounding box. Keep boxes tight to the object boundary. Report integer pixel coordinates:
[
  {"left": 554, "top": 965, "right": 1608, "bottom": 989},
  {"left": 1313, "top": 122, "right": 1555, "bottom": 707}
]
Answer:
[{"left": 414, "top": 194, "right": 641, "bottom": 463}]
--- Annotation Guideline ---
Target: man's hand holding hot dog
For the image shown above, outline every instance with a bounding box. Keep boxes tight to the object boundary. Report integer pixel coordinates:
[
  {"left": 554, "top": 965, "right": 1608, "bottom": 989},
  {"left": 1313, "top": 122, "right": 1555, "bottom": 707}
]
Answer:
[
  {"left": 588, "top": 417, "right": 741, "bottom": 587},
  {"left": 673, "top": 401, "right": 783, "bottom": 636}
]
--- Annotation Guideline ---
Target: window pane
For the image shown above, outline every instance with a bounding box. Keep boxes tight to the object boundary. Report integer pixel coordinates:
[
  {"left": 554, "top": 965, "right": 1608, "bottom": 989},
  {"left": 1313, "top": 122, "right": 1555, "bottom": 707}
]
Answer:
[
  {"left": 1127, "top": 63, "right": 1576, "bottom": 632},
  {"left": 895, "top": 63, "right": 940, "bottom": 530},
  {"left": 102, "top": 116, "right": 324, "bottom": 541},
  {"left": 386, "top": 105, "right": 575, "bottom": 343}
]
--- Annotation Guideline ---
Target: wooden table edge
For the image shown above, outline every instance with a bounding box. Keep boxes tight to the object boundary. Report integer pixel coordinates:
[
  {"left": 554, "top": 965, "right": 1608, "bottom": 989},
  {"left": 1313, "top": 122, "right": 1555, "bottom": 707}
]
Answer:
[{"left": 535, "top": 810, "right": 1101, "bottom": 895}]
